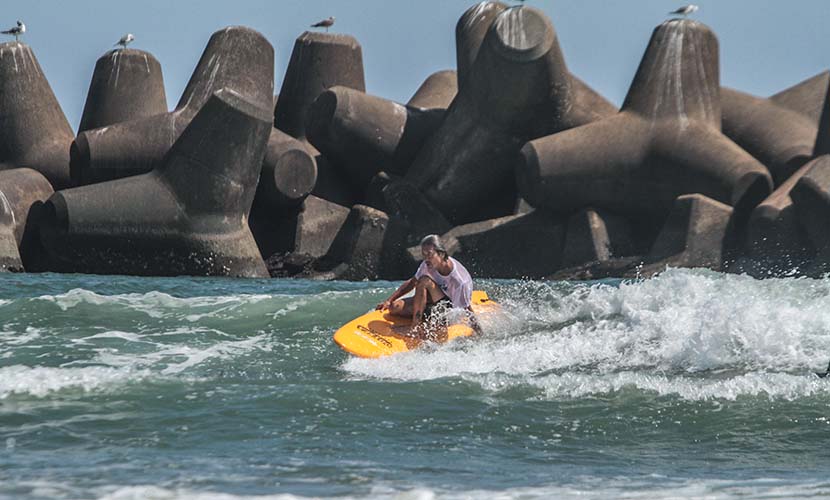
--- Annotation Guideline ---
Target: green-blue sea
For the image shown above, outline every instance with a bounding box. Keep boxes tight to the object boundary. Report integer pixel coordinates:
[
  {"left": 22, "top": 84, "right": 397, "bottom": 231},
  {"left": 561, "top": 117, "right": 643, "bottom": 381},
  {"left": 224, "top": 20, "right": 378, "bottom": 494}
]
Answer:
[{"left": 2, "top": 268, "right": 830, "bottom": 499}]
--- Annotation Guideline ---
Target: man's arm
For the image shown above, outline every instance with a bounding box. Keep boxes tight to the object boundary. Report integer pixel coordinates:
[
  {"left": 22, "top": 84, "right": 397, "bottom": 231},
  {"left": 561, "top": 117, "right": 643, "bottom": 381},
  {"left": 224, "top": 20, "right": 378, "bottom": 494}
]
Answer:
[
  {"left": 376, "top": 277, "right": 418, "bottom": 310},
  {"left": 466, "top": 306, "right": 482, "bottom": 334}
]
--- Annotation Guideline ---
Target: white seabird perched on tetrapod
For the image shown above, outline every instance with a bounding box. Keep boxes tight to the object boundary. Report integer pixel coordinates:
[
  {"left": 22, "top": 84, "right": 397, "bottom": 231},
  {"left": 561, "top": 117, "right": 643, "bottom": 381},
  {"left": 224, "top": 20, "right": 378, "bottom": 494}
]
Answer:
[
  {"left": 1, "top": 20, "right": 25, "bottom": 41},
  {"left": 669, "top": 5, "right": 699, "bottom": 17},
  {"left": 115, "top": 33, "right": 135, "bottom": 49},
  {"left": 310, "top": 16, "right": 335, "bottom": 32}
]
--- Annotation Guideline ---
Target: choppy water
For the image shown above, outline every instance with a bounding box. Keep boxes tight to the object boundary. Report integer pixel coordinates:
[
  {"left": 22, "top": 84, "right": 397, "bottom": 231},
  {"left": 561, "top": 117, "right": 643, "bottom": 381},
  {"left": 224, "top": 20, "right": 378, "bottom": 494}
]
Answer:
[{"left": 1, "top": 269, "right": 830, "bottom": 499}]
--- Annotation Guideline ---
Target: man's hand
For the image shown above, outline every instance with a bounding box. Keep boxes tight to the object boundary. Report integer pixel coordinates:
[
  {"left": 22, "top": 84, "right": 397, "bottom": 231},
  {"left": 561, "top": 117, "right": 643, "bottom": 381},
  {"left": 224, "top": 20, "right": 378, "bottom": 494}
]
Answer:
[{"left": 376, "top": 300, "right": 391, "bottom": 311}]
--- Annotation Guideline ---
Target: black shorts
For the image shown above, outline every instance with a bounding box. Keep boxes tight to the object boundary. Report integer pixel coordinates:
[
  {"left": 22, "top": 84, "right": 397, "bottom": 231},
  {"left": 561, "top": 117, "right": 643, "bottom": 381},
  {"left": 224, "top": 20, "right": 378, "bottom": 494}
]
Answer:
[{"left": 423, "top": 297, "right": 452, "bottom": 326}]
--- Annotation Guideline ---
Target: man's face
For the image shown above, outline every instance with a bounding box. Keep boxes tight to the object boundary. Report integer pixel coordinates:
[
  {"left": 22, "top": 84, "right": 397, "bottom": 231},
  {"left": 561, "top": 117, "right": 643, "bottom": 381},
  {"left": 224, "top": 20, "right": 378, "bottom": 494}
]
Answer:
[{"left": 421, "top": 245, "right": 442, "bottom": 269}]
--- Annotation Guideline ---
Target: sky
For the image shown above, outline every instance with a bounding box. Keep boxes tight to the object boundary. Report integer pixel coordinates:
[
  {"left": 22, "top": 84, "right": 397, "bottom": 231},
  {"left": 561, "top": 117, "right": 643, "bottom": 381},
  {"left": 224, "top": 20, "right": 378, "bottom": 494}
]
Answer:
[{"left": 5, "top": 0, "right": 829, "bottom": 132}]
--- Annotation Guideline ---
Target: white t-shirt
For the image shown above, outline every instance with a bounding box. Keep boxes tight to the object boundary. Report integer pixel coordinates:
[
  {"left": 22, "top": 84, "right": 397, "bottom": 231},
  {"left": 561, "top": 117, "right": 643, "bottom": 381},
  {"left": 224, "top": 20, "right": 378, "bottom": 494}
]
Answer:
[{"left": 414, "top": 257, "right": 473, "bottom": 309}]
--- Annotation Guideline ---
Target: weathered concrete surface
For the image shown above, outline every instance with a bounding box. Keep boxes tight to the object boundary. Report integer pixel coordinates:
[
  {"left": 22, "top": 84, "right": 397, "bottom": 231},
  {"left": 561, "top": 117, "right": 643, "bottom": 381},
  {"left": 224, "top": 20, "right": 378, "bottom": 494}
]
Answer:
[
  {"left": 403, "top": 210, "right": 567, "bottom": 278},
  {"left": 407, "top": 70, "right": 457, "bottom": 110},
  {"left": 305, "top": 86, "right": 446, "bottom": 186},
  {"left": 255, "top": 128, "right": 317, "bottom": 209},
  {"left": 457, "top": 2, "right": 614, "bottom": 128},
  {"left": 0, "top": 191, "right": 22, "bottom": 271},
  {"left": 408, "top": 6, "right": 616, "bottom": 224},
  {"left": 0, "top": 168, "right": 54, "bottom": 271},
  {"left": 311, "top": 205, "right": 406, "bottom": 281},
  {"left": 250, "top": 194, "right": 351, "bottom": 264},
  {"left": 40, "top": 89, "right": 272, "bottom": 277},
  {"left": 0, "top": 42, "right": 74, "bottom": 189},
  {"left": 561, "top": 208, "right": 634, "bottom": 268},
  {"left": 274, "top": 31, "right": 366, "bottom": 208},
  {"left": 554, "top": 196, "right": 734, "bottom": 280},
  {"left": 518, "top": 20, "right": 772, "bottom": 228},
  {"left": 737, "top": 74, "right": 830, "bottom": 265},
  {"left": 644, "top": 194, "right": 734, "bottom": 271},
  {"left": 382, "top": 180, "right": 453, "bottom": 246},
  {"left": 456, "top": 1, "right": 508, "bottom": 90},
  {"left": 275, "top": 32, "right": 365, "bottom": 140},
  {"left": 745, "top": 162, "right": 814, "bottom": 267},
  {"left": 721, "top": 87, "right": 817, "bottom": 186},
  {"left": 0, "top": 168, "right": 54, "bottom": 245},
  {"left": 71, "top": 26, "right": 274, "bottom": 184},
  {"left": 78, "top": 49, "right": 168, "bottom": 133},
  {"left": 364, "top": 171, "right": 396, "bottom": 213},
  {"left": 769, "top": 71, "right": 830, "bottom": 128},
  {"left": 514, "top": 198, "right": 534, "bottom": 215},
  {"left": 791, "top": 156, "right": 830, "bottom": 261}
]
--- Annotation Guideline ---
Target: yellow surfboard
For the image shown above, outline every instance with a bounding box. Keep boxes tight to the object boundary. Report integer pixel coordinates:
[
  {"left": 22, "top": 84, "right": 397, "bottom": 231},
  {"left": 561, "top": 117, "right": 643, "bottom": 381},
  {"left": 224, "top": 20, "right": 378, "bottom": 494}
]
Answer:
[{"left": 333, "top": 290, "right": 497, "bottom": 358}]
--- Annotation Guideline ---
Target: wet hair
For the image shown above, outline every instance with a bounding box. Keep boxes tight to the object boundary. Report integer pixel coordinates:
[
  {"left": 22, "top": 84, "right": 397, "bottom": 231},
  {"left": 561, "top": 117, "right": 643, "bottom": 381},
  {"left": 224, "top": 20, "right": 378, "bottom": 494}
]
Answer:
[{"left": 420, "top": 234, "right": 448, "bottom": 259}]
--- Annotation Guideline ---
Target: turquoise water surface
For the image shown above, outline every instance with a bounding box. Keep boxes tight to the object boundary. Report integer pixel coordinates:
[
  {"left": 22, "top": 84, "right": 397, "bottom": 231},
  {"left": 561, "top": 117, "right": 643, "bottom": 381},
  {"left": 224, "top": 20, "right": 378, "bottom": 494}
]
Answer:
[{"left": 1, "top": 269, "right": 830, "bottom": 499}]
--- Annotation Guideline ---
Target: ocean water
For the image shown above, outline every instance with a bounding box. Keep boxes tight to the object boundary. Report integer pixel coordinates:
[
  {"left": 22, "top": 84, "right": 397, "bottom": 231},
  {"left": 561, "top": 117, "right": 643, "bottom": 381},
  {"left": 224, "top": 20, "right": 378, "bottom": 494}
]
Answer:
[{"left": 1, "top": 269, "right": 830, "bottom": 499}]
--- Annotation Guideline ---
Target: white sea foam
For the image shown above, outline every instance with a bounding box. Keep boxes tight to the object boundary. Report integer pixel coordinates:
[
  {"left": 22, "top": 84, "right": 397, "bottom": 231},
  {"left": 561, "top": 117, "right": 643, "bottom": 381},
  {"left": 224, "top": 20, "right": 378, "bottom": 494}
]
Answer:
[
  {"left": 0, "top": 326, "right": 43, "bottom": 345},
  {"left": 343, "top": 270, "right": 830, "bottom": 401},
  {"left": 87, "top": 477, "right": 830, "bottom": 500},
  {"left": 96, "top": 485, "right": 307, "bottom": 500},
  {"left": 0, "top": 365, "right": 152, "bottom": 399},
  {"left": 82, "top": 332, "right": 272, "bottom": 375},
  {"left": 36, "top": 288, "right": 272, "bottom": 318}
]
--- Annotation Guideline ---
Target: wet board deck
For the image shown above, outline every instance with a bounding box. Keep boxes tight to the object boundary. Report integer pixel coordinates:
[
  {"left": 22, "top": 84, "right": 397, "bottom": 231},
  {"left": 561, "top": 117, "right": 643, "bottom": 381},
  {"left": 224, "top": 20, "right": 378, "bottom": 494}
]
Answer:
[{"left": 333, "top": 290, "right": 497, "bottom": 358}]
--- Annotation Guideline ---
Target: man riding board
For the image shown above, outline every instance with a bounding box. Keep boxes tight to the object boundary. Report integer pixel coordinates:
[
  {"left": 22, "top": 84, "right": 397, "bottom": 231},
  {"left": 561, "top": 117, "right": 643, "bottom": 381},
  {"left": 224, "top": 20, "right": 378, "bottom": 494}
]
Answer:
[{"left": 377, "top": 234, "right": 481, "bottom": 338}]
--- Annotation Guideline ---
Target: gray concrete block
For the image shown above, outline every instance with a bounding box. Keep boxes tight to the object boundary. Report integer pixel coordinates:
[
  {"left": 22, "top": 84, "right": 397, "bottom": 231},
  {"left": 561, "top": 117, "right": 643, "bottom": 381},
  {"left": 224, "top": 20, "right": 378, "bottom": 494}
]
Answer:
[
  {"left": 71, "top": 26, "right": 274, "bottom": 185},
  {"left": 518, "top": 20, "right": 771, "bottom": 230},
  {"left": 0, "top": 42, "right": 74, "bottom": 189},
  {"left": 409, "top": 6, "right": 615, "bottom": 224},
  {"left": 645, "top": 194, "right": 733, "bottom": 270},
  {"left": 424, "top": 210, "right": 567, "bottom": 278},
  {"left": 561, "top": 208, "right": 634, "bottom": 268},
  {"left": 40, "top": 89, "right": 272, "bottom": 277},
  {"left": 78, "top": 49, "right": 167, "bottom": 133}
]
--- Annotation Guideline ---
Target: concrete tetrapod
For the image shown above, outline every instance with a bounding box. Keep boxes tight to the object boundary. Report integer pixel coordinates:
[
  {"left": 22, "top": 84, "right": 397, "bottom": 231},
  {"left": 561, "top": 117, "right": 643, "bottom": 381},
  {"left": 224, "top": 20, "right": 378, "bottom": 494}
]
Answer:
[
  {"left": 256, "top": 128, "right": 317, "bottom": 209},
  {"left": 741, "top": 73, "right": 830, "bottom": 266},
  {"left": 305, "top": 86, "right": 447, "bottom": 187},
  {"left": 561, "top": 208, "right": 634, "bottom": 269},
  {"left": 71, "top": 26, "right": 274, "bottom": 185},
  {"left": 0, "top": 42, "right": 74, "bottom": 189},
  {"left": 456, "top": 1, "right": 508, "bottom": 90},
  {"left": 78, "top": 48, "right": 168, "bottom": 133},
  {"left": 275, "top": 32, "right": 365, "bottom": 140},
  {"left": 274, "top": 31, "right": 366, "bottom": 207},
  {"left": 643, "top": 194, "right": 734, "bottom": 273},
  {"left": 408, "top": 6, "right": 615, "bottom": 224},
  {"left": 770, "top": 71, "right": 830, "bottom": 129},
  {"left": 407, "top": 70, "right": 458, "bottom": 110},
  {"left": 456, "top": 1, "right": 614, "bottom": 129},
  {"left": 0, "top": 201, "right": 21, "bottom": 272},
  {"left": 721, "top": 87, "right": 817, "bottom": 186},
  {"left": 0, "top": 168, "right": 55, "bottom": 246},
  {"left": 790, "top": 155, "right": 830, "bottom": 273},
  {"left": 253, "top": 194, "right": 351, "bottom": 262},
  {"left": 303, "top": 1, "right": 507, "bottom": 192},
  {"left": 518, "top": 20, "right": 772, "bottom": 230},
  {"left": 39, "top": 89, "right": 272, "bottom": 278},
  {"left": 0, "top": 168, "right": 54, "bottom": 270},
  {"left": 310, "top": 204, "right": 407, "bottom": 281},
  {"left": 431, "top": 210, "right": 567, "bottom": 279}
]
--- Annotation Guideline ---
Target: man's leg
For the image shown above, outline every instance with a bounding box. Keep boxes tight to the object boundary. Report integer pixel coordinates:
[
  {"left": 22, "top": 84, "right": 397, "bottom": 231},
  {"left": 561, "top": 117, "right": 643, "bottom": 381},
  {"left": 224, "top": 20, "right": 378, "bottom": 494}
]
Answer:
[
  {"left": 387, "top": 297, "right": 415, "bottom": 318},
  {"left": 411, "top": 276, "right": 450, "bottom": 338},
  {"left": 412, "top": 276, "right": 446, "bottom": 323}
]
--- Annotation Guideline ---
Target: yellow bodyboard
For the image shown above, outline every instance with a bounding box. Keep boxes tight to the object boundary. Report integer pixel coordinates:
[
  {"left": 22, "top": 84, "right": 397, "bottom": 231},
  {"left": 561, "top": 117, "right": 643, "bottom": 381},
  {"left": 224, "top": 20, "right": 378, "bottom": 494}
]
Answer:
[{"left": 333, "top": 290, "right": 497, "bottom": 358}]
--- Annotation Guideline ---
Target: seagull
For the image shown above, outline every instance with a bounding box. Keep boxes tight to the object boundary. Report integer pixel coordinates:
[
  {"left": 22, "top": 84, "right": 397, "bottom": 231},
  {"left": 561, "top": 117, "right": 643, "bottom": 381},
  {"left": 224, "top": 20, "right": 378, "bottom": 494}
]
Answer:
[
  {"left": 669, "top": 4, "right": 699, "bottom": 17},
  {"left": 115, "top": 33, "right": 135, "bottom": 49},
  {"left": 1, "top": 20, "right": 25, "bottom": 42},
  {"left": 310, "top": 16, "right": 335, "bottom": 32}
]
